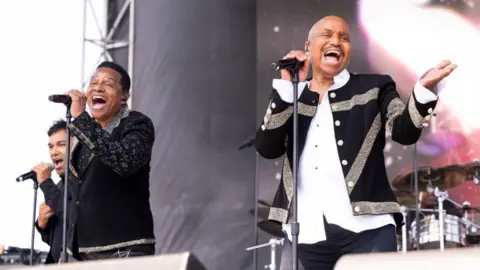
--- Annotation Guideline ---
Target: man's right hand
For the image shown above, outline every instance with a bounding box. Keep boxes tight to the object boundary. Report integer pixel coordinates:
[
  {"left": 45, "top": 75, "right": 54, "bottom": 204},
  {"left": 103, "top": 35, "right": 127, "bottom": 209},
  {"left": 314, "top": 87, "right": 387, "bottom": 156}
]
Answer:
[
  {"left": 37, "top": 202, "right": 54, "bottom": 230},
  {"left": 31, "top": 162, "right": 52, "bottom": 184},
  {"left": 280, "top": 50, "right": 311, "bottom": 82}
]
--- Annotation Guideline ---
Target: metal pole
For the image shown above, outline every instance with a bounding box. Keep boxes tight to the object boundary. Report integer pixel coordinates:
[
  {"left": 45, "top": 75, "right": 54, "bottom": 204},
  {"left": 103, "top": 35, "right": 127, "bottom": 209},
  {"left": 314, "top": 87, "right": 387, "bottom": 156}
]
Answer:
[
  {"left": 413, "top": 144, "right": 420, "bottom": 250},
  {"left": 127, "top": 0, "right": 135, "bottom": 108},
  {"left": 401, "top": 206, "right": 407, "bottom": 253},
  {"left": 80, "top": 0, "right": 88, "bottom": 89},
  {"left": 253, "top": 153, "right": 259, "bottom": 270},
  {"left": 438, "top": 195, "right": 445, "bottom": 251}
]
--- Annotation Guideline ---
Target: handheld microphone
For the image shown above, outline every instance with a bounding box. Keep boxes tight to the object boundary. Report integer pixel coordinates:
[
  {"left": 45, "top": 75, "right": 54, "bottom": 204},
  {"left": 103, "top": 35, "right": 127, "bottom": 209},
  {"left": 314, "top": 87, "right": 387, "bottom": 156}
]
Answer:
[
  {"left": 270, "top": 59, "right": 304, "bottom": 71},
  {"left": 48, "top": 94, "right": 72, "bottom": 104},
  {"left": 16, "top": 164, "right": 54, "bottom": 182}
]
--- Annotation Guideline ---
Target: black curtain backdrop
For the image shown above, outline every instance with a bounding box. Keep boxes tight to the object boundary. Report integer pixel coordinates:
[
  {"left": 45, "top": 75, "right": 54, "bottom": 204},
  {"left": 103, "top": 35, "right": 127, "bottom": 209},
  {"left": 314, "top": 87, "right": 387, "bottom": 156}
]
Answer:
[{"left": 131, "top": 1, "right": 256, "bottom": 269}]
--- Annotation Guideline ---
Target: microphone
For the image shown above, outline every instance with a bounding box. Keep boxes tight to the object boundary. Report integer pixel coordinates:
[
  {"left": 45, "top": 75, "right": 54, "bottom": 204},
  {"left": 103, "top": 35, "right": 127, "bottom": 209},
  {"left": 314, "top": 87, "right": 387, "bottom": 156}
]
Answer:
[
  {"left": 48, "top": 94, "right": 71, "bottom": 104},
  {"left": 270, "top": 59, "right": 304, "bottom": 71},
  {"left": 16, "top": 165, "right": 54, "bottom": 182}
]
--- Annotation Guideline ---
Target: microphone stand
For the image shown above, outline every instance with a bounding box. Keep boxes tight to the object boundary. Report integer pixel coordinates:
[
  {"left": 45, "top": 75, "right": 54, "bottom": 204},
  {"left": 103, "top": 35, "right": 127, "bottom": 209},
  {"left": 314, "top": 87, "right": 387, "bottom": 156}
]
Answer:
[
  {"left": 29, "top": 180, "right": 39, "bottom": 265},
  {"left": 60, "top": 101, "right": 72, "bottom": 263},
  {"left": 289, "top": 65, "right": 302, "bottom": 270},
  {"left": 412, "top": 143, "right": 420, "bottom": 250}
]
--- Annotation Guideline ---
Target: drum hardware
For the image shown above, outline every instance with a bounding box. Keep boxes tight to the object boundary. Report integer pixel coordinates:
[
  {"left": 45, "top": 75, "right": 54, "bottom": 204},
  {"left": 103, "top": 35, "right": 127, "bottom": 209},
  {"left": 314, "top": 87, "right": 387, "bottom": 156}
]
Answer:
[
  {"left": 400, "top": 206, "right": 408, "bottom": 253},
  {"left": 246, "top": 238, "right": 284, "bottom": 270}
]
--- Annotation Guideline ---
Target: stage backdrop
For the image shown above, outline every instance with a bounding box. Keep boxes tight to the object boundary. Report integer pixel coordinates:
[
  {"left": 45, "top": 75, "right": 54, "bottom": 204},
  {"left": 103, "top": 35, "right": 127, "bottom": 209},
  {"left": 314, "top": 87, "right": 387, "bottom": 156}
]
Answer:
[{"left": 131, "top": 1, "right": 257, "bottom": 270}]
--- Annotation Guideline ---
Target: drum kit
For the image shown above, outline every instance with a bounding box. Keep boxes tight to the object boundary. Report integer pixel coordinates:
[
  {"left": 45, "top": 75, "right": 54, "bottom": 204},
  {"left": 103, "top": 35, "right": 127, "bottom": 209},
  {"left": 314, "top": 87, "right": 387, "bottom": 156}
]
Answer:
[
  {"left": 246, "top": 161, "right": 480, "bottom": 269},
  {"left": 392, "top": 160, "right": 480, "bottom": 252}
]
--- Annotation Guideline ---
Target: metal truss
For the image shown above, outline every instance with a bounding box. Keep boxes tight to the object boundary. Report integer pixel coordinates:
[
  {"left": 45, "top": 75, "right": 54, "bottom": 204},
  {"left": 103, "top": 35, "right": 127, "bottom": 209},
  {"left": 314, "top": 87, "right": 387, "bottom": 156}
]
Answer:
[{"left": 80, "top": 0, "right": 135, "bottom": 108}]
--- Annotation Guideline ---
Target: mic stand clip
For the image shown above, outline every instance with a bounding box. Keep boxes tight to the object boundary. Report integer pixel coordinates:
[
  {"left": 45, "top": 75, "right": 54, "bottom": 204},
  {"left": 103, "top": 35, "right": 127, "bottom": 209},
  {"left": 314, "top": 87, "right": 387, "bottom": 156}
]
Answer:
[{"left": 246, "top": 238, "right": 284, "bottom": 270}]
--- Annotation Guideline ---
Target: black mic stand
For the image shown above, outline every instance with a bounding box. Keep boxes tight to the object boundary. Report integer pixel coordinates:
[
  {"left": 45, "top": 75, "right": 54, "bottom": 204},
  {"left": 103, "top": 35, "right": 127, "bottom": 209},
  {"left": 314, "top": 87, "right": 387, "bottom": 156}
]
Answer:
[
  {"left": 60, "top": 101, "right": 72, "bottom": 263},
  {"left": 29, "top": 179, "right": 39, "bottom": 265},
  {"left": 288, "top": 65, "right": 302, "bottom": 270},
  {"left": 412, "top": 143, "right": 420, "bottom": 250}
]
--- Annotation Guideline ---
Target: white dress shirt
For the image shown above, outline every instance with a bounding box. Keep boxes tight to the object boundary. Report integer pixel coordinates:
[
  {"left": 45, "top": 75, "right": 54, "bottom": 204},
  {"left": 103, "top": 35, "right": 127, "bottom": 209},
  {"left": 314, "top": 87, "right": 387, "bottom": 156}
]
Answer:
[{"left": 274, "top": 69, "right": 437, "bottom": 244}]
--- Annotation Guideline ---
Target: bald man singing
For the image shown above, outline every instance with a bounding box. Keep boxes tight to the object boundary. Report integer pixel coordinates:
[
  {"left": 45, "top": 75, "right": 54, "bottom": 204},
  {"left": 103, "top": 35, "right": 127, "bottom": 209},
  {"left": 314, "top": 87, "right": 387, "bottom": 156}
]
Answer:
[{"left": 256, "top": 16, "right": 456, "bottom": 269}]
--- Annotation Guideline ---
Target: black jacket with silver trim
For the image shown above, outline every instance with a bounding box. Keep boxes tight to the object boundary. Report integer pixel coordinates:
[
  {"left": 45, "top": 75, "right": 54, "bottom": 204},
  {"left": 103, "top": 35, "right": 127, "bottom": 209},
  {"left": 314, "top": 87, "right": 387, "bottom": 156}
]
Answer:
[
  {"left": 256, "top": 73, "right": 436, "bottom": 227},
  {"left": 66, "top": 106, "right": 156, "bottom": 254}
]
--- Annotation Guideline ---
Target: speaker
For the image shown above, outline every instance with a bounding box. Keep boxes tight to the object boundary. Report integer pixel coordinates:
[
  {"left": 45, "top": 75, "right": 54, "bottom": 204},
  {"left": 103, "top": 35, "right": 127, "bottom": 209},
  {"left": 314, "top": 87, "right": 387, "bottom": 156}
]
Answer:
[
  {"left": 9, "top": 252, "right": 207, "bottom": 270},
  {"left": 334, "top": 248, "right": 480, "bottom": 270}
]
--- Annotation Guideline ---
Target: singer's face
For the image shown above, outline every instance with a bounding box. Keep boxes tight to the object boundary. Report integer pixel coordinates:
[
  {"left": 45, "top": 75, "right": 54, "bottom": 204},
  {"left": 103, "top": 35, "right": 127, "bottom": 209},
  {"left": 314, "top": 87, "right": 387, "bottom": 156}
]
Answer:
[
  {"left": 87, "top": 68, "right": 124, "bottom": 124},
  {"left": 308, "top": 17, "right": 351, "bottom": 77},
  {"left": 48, "top": 129, "right": 67, "bottom": 177}
]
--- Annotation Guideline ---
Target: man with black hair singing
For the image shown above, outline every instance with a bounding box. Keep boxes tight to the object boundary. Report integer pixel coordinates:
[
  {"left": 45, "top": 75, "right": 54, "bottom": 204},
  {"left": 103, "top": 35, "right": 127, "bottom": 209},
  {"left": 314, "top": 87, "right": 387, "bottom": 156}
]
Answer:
[
  {"left": 34, "top": 119, "right": 72, "bottom": 264},
  {"left": 65, "top": 61, "right": 156, "bottom": 260}
]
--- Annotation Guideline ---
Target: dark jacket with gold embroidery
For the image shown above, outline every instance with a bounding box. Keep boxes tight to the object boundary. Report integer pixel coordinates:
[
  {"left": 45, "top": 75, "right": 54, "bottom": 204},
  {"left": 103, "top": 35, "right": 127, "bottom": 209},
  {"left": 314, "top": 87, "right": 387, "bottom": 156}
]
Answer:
[
  {"left": 66, "top": 106, "right": 155, "bottom": 254},
  {"left": 256, "top": 74, "right": 436, "bottom": 226}
]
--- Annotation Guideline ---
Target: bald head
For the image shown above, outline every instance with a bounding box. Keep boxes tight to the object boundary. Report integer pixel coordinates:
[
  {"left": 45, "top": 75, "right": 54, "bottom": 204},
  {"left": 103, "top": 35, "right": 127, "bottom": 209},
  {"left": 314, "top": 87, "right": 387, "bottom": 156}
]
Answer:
[
  {"left": 305, "top": 15, "right": 351, "bottom": 78},
  {"left": 308, "top": 16, "right": 350, "bottom": 41}
]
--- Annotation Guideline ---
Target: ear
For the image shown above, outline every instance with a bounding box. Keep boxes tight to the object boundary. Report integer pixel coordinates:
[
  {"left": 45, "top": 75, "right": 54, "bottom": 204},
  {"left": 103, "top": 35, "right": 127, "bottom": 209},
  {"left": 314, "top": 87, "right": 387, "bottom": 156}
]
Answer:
[{"left": 120, "top": 92, "right": 130, "bottom": 105}]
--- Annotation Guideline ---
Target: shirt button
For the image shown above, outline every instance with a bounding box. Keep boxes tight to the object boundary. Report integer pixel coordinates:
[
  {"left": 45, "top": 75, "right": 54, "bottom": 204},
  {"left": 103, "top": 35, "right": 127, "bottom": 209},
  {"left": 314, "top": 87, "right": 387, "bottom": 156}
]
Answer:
[
  {"left": 271, "top": 102, "right": 276, "bottom": 109},
  {"left": 348, "top": 181, "right": 354, "bottom": 188},
  {"left": 331, "top": 104, "right": 337, "bottom": 110},
  {"left": 266, "top": 109, "right": 272, "bottom": 115},
  {"left": 424, "top": 115, "right": 432, "bottom": 121},
  {"left": 315, "top": 167, "right": 318, "bottom": 170},
  {"left": 261, "top": 125, "right": 265, "bottom": 131},
  {"left": 76, "top": 201, "right": 80, "bottom": 206},
  {"left": 79, "top": 180, "right": 83, "bottom": 185},
  {"left": 342, "top": 160, "right": 348, "bottom": 166},
  {"left": 335, "top": 120, "right": 341, "bottom": 126},
  {"left": 422, "top": 123, "right": 429, "bottom": 127},
  {"left": 316, "top": 124, "right": 319, "bottom": 127},
  {"left": 315, "top": 145, "right": 318, "bottom": 147},
  {"left": 330, "top": 92, "right": 336, "bottom": 98},
  {"left": 428, "top": 108, "right": 433, "bottom": 114},
  {"left": 264, "top": 116, "right": 269, "bottom": 123},
  {"left": 337, "top": 140, "right": 344, "bottom": 146},
  {"left": 354, "top": 206, "right": 360, "bottom": 212}
]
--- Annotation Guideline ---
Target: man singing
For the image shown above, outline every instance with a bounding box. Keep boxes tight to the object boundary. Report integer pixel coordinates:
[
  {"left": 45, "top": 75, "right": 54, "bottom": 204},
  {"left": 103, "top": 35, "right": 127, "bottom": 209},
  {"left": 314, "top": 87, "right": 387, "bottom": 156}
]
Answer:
[
  {"left": 65, "top": 61, "right": 155, "bottom": 260},
  {"left": 256, "top": 16, "right": 456, "bottom": 270},
  {"left": 34, "top": 120, "right": 71, "bottom": 264}
]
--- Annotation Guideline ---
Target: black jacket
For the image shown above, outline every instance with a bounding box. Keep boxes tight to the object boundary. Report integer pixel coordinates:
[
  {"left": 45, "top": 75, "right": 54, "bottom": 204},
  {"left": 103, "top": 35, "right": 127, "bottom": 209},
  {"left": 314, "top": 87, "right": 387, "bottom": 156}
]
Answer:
[
  {"left": 35, "top": 177, "right": 70, "bottom": 264},
  {"left": 66, "top": 106, "right": 155, "bottom": 254},
  {"left": 256, "top": 74, "right": 437, "bottom": 226}
]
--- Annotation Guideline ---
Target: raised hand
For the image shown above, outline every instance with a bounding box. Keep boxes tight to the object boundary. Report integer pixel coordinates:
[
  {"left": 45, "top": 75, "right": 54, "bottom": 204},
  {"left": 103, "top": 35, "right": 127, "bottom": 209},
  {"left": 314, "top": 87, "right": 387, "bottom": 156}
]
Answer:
[{"left": 420, "top": 60, "right": 457, "bottom": 90}]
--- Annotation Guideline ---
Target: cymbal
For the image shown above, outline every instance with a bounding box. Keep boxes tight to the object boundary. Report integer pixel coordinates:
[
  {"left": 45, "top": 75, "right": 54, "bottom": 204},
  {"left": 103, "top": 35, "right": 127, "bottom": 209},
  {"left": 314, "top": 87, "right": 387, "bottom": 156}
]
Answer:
[
  {"left": 392, "top": 164, "right": 470, "bottom": 192},
  {"left": 257, "top": 220, "right": 284, "bottom": 238},
  {"left": 393, "top": 189, "right": 418, "bottom": 208}
]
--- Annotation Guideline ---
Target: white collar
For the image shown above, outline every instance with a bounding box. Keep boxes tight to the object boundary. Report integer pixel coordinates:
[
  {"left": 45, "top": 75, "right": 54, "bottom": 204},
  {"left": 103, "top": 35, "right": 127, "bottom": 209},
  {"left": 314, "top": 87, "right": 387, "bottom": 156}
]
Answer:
[{"left": 307, "top": 69, "right": 350, "bottom": 91}]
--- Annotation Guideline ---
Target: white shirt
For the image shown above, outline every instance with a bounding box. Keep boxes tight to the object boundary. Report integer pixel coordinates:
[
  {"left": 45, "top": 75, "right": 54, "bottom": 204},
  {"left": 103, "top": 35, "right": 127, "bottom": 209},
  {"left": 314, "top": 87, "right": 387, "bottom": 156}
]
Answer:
[{"left": 274, "top": 70, "right": 437, "bottom": 244}]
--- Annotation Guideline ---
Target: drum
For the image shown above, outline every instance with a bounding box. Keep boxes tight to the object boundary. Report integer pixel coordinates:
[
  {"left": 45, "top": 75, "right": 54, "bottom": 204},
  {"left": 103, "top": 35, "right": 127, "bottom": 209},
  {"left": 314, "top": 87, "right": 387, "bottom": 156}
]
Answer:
[{"left": 410, "top": 214, "right": 466, "bottom": 249}]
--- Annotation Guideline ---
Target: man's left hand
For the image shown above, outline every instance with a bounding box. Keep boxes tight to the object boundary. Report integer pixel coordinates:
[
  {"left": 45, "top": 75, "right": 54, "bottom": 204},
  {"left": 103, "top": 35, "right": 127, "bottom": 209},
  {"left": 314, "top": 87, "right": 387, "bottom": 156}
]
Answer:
[
  {"left": 66, "top": 89, "right": 87, "bottom": 118},
  {"left": 420, "top": 60, "right": 457, "bottom": 90}
]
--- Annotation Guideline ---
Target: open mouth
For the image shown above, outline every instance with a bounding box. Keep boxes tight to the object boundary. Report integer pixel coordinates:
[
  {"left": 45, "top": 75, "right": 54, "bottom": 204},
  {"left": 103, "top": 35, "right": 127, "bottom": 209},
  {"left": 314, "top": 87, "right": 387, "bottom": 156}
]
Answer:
[
  {"left": 92, "top": 95, "right": 107, "bottom": 110},
  {"left": 53, "top": 158, "right": 64, "bottom": 169},
  {"left": 323, "top": 49, "right": 342, "bottom": 65}
]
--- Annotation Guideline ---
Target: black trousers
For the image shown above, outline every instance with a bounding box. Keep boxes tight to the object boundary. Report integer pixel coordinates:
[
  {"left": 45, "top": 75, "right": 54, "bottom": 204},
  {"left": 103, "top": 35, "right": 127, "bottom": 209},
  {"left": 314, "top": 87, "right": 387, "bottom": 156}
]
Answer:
[{"left": 296, "top": 219, "right": 397, "bottom": 270}]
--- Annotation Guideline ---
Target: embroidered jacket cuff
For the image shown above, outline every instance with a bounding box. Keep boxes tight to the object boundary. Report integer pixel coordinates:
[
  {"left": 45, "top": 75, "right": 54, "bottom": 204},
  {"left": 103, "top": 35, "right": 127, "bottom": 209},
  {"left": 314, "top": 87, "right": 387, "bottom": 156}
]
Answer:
[
  {"left": 68, "top": 111, "right": 98, "bottom": 150},
  {"left": 413, "top": 80, "right": 438, "bottom": 104}
]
